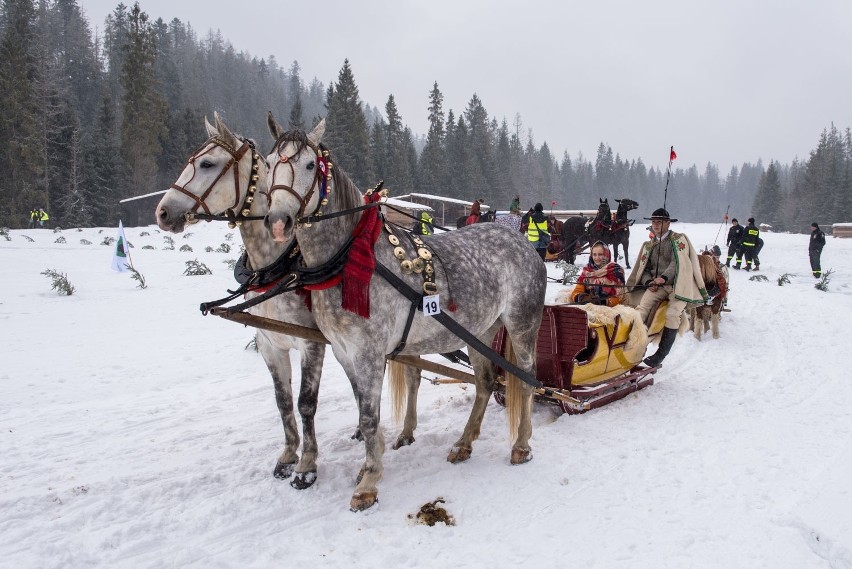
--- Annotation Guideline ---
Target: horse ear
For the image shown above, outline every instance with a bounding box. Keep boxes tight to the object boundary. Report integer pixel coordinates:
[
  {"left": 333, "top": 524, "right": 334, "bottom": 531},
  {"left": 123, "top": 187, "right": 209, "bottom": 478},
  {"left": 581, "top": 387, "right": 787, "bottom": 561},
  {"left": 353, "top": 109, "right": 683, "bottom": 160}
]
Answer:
[
  {"left": 267, "top": 111, "right": 284, "bottom": 140},
  {"left": 204, "top": 116, "right": 217, "bottom": 138},
  {"left": 308, "top": 119, "right": 326, "bottom": 145},
  {"left": 213, "top": 112, "right": 237, "bottom": 148}
]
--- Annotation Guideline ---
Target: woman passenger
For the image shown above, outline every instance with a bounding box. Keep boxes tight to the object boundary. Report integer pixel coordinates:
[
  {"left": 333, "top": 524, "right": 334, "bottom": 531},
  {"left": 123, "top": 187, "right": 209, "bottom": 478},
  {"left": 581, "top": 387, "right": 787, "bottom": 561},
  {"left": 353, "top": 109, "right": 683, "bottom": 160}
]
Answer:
[{"left": 568, "top": 241, "right": 625, "bottom": 306}]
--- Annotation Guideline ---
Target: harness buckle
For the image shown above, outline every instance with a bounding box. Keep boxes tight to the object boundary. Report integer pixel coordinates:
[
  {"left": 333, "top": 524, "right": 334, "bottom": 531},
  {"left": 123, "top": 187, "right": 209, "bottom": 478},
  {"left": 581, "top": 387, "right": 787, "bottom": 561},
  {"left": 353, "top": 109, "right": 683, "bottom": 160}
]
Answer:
[{"left": 423, "top": 281, "right": 438, "bottom": 295}]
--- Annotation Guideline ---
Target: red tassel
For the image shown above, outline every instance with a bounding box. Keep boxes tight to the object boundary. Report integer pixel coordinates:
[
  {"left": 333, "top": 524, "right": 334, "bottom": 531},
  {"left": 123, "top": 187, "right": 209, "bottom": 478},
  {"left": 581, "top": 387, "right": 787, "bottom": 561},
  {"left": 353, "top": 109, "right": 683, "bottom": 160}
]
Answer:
[{"left": 448, "top": 301, "right": 458, "bottom": 312}]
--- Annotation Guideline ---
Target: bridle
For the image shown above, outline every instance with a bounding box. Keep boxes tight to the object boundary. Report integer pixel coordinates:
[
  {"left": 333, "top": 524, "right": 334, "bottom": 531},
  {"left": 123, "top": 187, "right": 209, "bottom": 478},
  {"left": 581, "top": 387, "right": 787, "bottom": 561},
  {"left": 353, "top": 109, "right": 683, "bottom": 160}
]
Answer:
[
  {"left": 267, "top": 132, "right": 332, "bottom": 228},
  {"left": 170, "top": 136, "right": 263, "bottom": 228}
]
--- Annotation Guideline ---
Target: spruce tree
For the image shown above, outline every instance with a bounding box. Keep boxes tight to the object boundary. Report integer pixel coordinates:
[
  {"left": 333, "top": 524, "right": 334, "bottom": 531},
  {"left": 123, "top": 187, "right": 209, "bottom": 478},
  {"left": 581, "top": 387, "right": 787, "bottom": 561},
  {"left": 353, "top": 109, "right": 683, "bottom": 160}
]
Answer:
[
  {"left": 323, "top": 59, "right": 373, "bottom": 188},
  {"left": 752, "top": 161, "right": 784, "bottom": 230},
  {"left": 416, "top": 81, "right": 446, "bottom": 194},
  {"left": 0, "top": 0, "right": 43, "bottom": 226},
  {"left": 118, "top": 2, "right": 167, "bottom": 200}
]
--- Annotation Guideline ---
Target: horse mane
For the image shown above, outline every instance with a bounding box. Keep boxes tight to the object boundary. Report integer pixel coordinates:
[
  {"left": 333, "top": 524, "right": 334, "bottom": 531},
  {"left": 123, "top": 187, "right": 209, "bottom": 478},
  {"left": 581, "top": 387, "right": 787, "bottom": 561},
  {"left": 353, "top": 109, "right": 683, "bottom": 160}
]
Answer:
[
  {"left": 270, "top": 128, "right": 309, "bottom": 156},
  {"left": 329, "top": 158, "right": 364, "bottom": 212},
  {"left": 698, "top": 253, "right": 717, "bottom": 285}
]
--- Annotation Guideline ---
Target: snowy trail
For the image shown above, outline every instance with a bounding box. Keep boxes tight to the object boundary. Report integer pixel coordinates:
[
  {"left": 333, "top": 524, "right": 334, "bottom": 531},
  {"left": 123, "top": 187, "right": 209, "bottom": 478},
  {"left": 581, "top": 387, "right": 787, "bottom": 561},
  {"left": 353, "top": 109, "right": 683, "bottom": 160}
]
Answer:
[{"left": 1, "top": 223, "right": 850, "bottom": 568}]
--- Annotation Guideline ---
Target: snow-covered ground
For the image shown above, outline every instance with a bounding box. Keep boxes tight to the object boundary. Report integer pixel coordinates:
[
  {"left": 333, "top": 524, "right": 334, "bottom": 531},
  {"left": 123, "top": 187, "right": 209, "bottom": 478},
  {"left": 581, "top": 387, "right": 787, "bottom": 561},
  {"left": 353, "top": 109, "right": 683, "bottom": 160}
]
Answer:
[{"left": 1, "top": 221, "right": 850, "bottom": 569}]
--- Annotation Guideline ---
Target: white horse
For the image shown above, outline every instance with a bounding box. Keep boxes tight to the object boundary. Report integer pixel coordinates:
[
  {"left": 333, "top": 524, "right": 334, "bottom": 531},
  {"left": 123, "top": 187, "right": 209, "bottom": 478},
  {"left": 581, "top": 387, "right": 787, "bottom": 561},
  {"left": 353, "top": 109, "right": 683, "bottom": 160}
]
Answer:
[
  {"left": 263, "top": 115, "right": 546, "bottom": 511},
  {"left": 155, "top": 114, "right": 330, "bottom": 488}
]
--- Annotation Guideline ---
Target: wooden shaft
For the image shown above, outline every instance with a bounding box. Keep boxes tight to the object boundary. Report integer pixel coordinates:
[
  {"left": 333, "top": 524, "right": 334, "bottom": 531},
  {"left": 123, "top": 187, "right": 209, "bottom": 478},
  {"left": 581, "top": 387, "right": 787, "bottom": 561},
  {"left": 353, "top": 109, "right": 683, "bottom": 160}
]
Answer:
[{"left": 210, "top": 308, "right": 476, "bottom": 382}]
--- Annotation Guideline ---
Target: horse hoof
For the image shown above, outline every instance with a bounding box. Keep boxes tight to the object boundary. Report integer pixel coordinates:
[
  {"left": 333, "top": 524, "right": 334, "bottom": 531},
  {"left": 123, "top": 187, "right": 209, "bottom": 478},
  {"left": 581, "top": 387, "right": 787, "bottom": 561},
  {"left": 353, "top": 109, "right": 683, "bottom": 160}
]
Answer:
[
  {"left": 290, "top": 470, "right": 317, "bottom": 490},
  {"left": 447, "top": 446, "right": 472, "bottom": 463},
  {"left": 273, "top": 461, "right": 296, "bottom": 479},
  {"left": 393, "top": 435, "right": 415, "bottom": 450},
  {"left": 511, "top": 448, "right": 533, "bottom": 465},
  {"left": 349, "top": 492, "right": 378, "bottom": 512},
  {"left": 351, "top": 428, "right": 364, "bottom": 441}
]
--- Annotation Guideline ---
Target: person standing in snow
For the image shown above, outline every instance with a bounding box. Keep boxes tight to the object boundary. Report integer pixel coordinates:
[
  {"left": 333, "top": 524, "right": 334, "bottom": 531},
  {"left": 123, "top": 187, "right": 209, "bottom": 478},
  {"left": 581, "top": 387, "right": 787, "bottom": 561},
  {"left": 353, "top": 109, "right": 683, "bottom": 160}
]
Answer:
[
  {"left": 725, "top": 218, "right": 744, "bottom": 268},
  {"left": 809, "top": 222, "right": 826, "bottom": 278},
  {"left": 740, "top": 217, "right": 759, "bottom": 271}
]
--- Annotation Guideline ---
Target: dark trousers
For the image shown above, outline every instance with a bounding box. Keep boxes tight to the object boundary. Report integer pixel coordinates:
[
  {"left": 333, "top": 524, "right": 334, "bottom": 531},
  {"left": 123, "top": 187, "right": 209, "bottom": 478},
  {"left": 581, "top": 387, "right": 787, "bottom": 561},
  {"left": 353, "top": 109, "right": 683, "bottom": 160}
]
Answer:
[
  {"left": 726, "top": 243, "right": 741, "bottom": 265},
  {"left": 743, "top": 246, "right": 755, "bottom": 268},
  {"left": 809, "top": 249, "right": 822, "bottom": 277}
]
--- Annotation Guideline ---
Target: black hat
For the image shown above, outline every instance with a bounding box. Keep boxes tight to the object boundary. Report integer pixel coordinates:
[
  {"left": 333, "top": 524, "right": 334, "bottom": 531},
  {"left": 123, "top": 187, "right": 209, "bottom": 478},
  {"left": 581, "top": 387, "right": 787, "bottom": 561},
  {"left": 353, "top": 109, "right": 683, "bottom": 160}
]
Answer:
[
  {"left": 534, "top": 202, "right": 543, "bottom": 212},
  {"left": 811, "top": 222, "right": 819, "bottom": 228},
  {"left": 645, "top": 207, "right": 677, "bottom": 222},
  {"left": 748, "top": 217, "right": 755, "bottom": 223},
  {"left": 731, "top": 218, "right": 738, "bottom": 223}
]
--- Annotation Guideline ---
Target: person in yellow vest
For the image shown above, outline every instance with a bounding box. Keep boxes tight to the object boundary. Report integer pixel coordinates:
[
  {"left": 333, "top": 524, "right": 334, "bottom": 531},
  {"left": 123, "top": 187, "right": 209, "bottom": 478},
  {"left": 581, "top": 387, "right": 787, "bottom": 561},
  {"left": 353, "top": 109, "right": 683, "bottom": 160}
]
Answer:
[
  {"left": 740, "top": 217, "right": 759, "bottom": 271},
  {"left": 28, "top": 208, "right": 38, "bottom": 228},
  {"left": 526, "top": 202, "right": 550, "bottom": 260},
  {"left": 418, "top": 210, "right": 433, "bottom": 235},
  {"left": 38, "top": 208, "right": 49, "bottom": 228}
]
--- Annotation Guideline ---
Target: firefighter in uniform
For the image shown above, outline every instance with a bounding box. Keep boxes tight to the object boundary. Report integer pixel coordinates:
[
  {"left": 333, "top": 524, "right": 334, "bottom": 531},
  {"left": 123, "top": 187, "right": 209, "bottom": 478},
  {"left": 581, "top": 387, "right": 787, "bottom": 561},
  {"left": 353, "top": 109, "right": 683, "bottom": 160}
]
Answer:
[
  {"left": 740, "top": 217, "right": 759, "bottom": 271},
  {"left": 725, "top": 218, "right": 744, "bottom": 268},
  {"left": 418, "top": 210, "right": 434, "bottom": 235}
]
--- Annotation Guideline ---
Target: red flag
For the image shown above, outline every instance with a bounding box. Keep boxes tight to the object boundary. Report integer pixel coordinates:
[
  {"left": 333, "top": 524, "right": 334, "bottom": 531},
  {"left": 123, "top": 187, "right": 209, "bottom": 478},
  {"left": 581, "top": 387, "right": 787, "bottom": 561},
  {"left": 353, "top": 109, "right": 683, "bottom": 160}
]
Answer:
[{"left": 670, "top": 148, "right": 677, "bottom": 161}]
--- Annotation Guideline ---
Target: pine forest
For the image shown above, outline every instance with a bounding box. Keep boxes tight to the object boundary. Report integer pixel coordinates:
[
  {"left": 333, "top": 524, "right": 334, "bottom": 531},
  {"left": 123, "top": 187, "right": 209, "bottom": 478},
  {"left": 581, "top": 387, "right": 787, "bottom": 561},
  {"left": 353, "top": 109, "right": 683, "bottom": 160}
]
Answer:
[{"left": 1, "top": 0, "right": 851, "bottom": 232}]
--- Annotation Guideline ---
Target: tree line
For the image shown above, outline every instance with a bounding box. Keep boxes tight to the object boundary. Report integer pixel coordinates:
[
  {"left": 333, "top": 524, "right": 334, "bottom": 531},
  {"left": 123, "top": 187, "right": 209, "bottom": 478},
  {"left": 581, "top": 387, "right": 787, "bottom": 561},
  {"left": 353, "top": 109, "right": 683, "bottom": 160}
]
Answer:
[{"left": 2, "top": 0, "right": 850, "bottom": 232}]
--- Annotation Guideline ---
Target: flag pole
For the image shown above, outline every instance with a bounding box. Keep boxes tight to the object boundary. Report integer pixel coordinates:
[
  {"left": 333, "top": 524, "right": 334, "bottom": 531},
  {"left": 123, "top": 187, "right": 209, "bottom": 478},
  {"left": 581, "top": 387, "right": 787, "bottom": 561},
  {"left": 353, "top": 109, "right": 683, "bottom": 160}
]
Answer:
[
  {"left": 662, "top": 145, "right": 675, "bottom": 211},
  {"left": 714, "top": 204, "right": 730, "bottom": 245},
  {"left": 652, "top": 146, "right": 676, "bottom": 280}
]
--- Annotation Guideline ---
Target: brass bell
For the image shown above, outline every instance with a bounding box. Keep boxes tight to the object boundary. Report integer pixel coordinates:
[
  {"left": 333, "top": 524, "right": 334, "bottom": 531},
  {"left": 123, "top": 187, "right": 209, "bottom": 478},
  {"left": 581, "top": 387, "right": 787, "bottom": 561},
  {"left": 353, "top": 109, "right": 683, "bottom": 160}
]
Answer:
[
  {"left": 388, "top": 235, "right": 400, "bottom": 246},
  {"left": 400, "top": 260, "right": 413, "bottom": 274},
  {"left": 242, "top": 208, "right": 251, "bottom": 216},
  {"left": 320, "top": 198, "right": 328, "bottom": 205},
  {"left": 394, "top": 246, "right": 406, "bottom": 260},
  {"left": 246, "top": 196, "right": 254, "bottom": 204},
  {"left": 252, "top": 163, "right": 259, "bottom": 171},
  {"left": 251, "top": 174, "right": 259, "bottom": 181},
  {"left": 228, "top": 221, "right": 236, "bottom": 229},
  {"left": 322, "top": 150, "right": 330, "bottom": 157}
]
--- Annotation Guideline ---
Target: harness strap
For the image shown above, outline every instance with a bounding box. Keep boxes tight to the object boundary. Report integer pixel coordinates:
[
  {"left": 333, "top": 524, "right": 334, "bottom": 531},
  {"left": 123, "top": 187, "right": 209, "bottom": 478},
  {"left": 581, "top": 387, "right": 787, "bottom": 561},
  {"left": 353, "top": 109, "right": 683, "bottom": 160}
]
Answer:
[{"left": 373, "top": 261, "right": 542, "bottom": 388}]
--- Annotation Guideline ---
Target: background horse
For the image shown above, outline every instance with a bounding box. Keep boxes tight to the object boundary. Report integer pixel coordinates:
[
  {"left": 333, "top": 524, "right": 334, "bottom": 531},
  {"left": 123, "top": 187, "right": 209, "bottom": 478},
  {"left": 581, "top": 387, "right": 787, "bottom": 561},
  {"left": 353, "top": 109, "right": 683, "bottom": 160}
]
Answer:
[
  {"left": 155, "top": 115, "right": 331, "bottom": 490},
  {"left": 455, "top": 209, "right": 496, "bottom": 228},
  {"left": 560, "top": 198, "right": 638, "bottom": 266},
  {"left": 688, "top": 252, "right": 728, "bottom": 340},
  {"left": 264, "top": 115, "right": 545, "bottom": 511},
  {"left": 588, "top": 198, "right": 638, "bottom": 268}
]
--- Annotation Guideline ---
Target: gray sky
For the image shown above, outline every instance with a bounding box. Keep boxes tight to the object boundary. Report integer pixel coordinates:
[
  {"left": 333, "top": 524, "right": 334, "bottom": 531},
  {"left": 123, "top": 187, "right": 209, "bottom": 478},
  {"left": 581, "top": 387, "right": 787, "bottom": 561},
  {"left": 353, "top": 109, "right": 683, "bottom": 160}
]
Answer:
[{"left": 81, "top": 0, "right": 852, "bottom": 173}]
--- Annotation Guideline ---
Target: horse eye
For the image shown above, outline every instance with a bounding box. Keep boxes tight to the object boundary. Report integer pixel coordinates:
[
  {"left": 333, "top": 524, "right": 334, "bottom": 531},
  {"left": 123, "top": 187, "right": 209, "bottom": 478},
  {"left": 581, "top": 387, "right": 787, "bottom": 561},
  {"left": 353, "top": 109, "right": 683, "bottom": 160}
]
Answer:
[
  {"left": 200, "top": 159, "right": 214, "bottom": 169},
  {"left": 306, "top": 162, "right": 315, "bottom": 170}
]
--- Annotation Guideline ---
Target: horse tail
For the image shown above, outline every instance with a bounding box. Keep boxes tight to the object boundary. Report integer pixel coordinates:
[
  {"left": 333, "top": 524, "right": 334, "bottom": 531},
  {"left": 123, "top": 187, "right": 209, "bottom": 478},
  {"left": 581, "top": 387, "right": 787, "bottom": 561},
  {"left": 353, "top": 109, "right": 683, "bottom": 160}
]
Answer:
[
  {"left": 388, "top": 359, "right": 407, "bottom": 424},
  {"left": 503, "top": 335, "right": 524, "bottom": 442}
]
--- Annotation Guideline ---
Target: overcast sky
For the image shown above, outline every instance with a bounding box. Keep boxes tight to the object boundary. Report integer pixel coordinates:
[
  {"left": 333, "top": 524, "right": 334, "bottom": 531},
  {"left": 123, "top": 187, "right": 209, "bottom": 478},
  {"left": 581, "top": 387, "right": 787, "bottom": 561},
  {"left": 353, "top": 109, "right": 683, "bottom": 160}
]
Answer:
[{"left": 80, "top": 0, "right": 852, "bottom": 174}]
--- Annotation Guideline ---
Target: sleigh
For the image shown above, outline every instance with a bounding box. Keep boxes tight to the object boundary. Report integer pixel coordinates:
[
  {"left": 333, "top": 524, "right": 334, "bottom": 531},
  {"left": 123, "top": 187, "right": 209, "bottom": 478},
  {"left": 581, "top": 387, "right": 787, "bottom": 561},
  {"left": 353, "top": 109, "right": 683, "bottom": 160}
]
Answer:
[
  {"left": 209, "top": 301, "right": 666, "bottom": 416},
  {"left": 492, "top": 302, "right": 666, "bottom": 414}
]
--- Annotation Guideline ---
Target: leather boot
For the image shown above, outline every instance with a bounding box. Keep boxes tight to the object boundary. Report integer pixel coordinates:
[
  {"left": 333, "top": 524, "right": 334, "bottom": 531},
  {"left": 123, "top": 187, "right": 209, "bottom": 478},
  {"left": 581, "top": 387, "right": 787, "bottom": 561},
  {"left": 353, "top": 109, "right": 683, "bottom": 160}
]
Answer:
[{"left": 643, "top": 326, "right": 678, "bottom": 367}]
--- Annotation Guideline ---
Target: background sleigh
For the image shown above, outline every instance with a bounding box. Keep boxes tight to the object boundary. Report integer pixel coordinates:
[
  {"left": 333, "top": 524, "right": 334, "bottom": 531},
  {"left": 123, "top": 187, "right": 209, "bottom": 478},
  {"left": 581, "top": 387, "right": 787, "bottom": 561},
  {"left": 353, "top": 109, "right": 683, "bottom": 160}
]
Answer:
[{"left": 492, "top": 302, "right": 666, "bottom": 414}]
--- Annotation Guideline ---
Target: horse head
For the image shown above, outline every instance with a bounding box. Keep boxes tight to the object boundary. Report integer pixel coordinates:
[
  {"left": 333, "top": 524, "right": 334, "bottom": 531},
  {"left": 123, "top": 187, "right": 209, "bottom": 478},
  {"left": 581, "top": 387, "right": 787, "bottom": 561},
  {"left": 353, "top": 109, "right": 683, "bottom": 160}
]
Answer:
[
  {"left": 265, "top": 114, "right": 349, "bottom": 245},
  {"left": 596, "top": 198, "right": 611, "bottom": 221},
  {"left": 614, "top": 198, "right": 638, "bottom": 213},
  {"left": 156, "top": 112, "right": 263, "bottom": 233}
]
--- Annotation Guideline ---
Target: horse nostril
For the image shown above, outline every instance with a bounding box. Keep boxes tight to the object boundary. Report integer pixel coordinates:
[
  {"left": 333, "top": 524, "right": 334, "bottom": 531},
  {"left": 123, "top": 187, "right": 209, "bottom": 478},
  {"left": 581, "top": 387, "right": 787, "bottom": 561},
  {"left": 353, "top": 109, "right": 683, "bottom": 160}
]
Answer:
[{"left": 157, "top": 207, "right": 168, "bottom": 221}]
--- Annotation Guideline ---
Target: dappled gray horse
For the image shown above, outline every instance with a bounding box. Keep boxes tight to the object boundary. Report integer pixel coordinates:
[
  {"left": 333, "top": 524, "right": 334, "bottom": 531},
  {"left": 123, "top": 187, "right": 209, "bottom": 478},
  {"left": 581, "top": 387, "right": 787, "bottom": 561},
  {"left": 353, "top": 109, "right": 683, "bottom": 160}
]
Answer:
[
  {"left": 155, "top": 114, "right": 330, "bottom": 489},
  {"left": 263, "top": 115, "right": 546, "bottom": 511}
]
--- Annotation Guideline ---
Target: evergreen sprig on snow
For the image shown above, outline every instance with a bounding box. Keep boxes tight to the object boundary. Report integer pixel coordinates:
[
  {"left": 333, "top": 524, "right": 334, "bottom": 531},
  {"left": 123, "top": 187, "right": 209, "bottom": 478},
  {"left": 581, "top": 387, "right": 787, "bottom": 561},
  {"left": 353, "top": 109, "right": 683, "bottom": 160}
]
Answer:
[
  {"left": 183, "top": 259, "right": 212, "bottom": 276},
  {"left": 223, "top": 258, "right": 237, "bottom": 271},
  {"left": 41, "top": 269, "right": 76, "bottom": 295},
  {"left": 777, "top": 273, "right": 791, "bottom": 286},
  {"left": 815, "top": 269, "right": 833, "bottom": 292},
  {"left": 127, "top": 266, "right": 147, "bottom": 289},
  {"left": 749, "top": 274, "right": 769, "bottom": 282},
  {"left": 555, "top": 259, "right": 581, "bottom": 285},
  {"left": 1, "top": 227, "right": 10, "bottom": 241},
  {"left": 22, "top": 235, "right": 34, "bottom": 242},
  {"left": 163, "top": 236, "right": 175, "bottom": 250}
]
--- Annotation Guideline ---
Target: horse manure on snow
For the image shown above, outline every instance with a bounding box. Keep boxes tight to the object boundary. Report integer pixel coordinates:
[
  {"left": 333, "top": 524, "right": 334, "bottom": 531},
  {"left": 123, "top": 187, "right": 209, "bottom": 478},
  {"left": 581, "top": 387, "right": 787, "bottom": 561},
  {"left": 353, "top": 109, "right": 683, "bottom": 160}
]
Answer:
[{"left": 408, "top": 498, "right": 456, "bottom": 527}]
